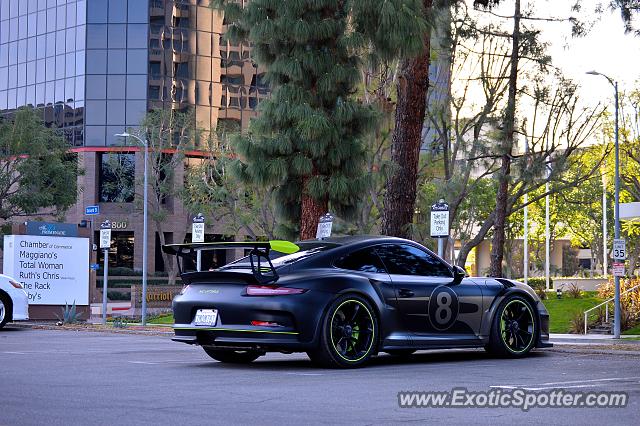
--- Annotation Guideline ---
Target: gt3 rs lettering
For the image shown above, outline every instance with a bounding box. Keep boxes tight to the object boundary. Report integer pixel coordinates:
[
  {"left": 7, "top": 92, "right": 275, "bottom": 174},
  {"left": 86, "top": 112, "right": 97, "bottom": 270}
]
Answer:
[{"left": 428, "top": 286, "right": 459, "bottom": 331}]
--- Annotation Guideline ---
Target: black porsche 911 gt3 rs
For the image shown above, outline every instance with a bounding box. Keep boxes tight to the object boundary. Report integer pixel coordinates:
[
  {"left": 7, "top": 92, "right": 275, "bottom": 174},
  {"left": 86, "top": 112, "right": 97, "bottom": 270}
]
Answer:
[{"left": 164, "top": 236, "right": 551, "bottom": 368}]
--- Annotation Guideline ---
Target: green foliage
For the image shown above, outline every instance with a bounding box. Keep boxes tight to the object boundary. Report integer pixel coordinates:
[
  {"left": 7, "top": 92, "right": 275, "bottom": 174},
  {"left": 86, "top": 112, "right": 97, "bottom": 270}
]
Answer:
[
  {"left": 0, "top": 107, "right": 80, "bottom": 220},
  {"left": 527, "top": 277, "right": 553, "bottom": 291},
  {"left": 565, "top": 283, "right": 583, "bottom": 299},
  {"left": 568, "top": 310, "right": 586, "bottom": 334},
  {"left": 57, "top": 301, "right": 82, "bottom": 324},
  {"left": 213, "top": 0, "right": 427, "bottom": 236},
  {"left": 182, "top": 153, "right": 278, "bottom": 239}
]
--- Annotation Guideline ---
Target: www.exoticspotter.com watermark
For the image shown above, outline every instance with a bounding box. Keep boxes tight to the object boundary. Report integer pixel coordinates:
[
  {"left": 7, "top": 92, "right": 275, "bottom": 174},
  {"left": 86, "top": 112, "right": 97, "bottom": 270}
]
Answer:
[{"left": 398, "top": 388, "right": 628, "bottom": 411}]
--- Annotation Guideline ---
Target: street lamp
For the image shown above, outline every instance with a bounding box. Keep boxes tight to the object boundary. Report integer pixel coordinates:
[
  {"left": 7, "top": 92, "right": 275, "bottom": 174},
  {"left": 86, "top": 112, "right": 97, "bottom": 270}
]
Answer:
[
  {"left": 586, "top": 70, "right": 621, "bottom": 338},
  {"left": 116, "top": 132, "right": 149, "bottom": 326}
]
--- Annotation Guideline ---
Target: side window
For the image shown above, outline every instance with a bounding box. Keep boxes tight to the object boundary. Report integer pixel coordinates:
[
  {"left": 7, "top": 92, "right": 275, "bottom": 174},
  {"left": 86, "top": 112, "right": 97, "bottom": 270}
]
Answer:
[
  {"left": 335, "top": 248, "right": 387, "bottom": 274},
  {"left": 375, "top": 244, "right": 452, "bottom": 277}
]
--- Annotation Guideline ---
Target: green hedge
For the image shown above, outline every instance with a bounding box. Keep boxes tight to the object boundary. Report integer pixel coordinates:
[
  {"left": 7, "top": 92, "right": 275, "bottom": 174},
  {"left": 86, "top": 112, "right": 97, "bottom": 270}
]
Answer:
[{"left": 524, "top": 277, "right": 554, "bottom": 290}]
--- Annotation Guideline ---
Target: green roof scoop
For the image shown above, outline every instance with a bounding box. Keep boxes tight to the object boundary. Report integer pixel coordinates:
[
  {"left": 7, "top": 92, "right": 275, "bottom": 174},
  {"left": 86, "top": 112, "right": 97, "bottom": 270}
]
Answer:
[{"left": 269, "top": 240, "right": 300, "bottom": 254}]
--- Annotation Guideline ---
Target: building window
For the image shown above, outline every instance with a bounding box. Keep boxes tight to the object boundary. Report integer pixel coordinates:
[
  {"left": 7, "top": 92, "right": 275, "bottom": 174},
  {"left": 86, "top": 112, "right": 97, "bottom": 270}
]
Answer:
[
  {"left": 99, "top": 153, "right": 135, "bottom": 203},
  {"left": 96, "top": 231, "right": 135, "bottom": 269}
]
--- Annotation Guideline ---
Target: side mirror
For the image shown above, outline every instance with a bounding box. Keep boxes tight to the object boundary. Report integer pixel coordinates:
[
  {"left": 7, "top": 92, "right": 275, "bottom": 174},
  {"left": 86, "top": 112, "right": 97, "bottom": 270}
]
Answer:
[{"left": 452, "top": 265, "right": 466, "bottom": 285}]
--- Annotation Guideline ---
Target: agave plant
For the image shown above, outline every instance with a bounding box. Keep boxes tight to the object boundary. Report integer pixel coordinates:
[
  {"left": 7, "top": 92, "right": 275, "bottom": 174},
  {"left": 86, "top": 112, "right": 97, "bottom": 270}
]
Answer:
[{"left": 57, "top": 301, "right": 82, "bottom": 325}]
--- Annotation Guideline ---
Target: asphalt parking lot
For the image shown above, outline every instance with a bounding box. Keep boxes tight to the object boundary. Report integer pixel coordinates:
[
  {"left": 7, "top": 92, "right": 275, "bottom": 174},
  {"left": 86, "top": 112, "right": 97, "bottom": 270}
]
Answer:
[{"left": 1, "top": 327, "right": 639, "bottom": 425}]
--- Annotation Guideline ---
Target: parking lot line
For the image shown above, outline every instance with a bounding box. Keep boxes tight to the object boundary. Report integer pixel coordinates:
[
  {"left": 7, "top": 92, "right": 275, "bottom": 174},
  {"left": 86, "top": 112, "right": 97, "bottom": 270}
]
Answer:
[{"left": 491, "top": 376, "right": 640, "bottom": 390}]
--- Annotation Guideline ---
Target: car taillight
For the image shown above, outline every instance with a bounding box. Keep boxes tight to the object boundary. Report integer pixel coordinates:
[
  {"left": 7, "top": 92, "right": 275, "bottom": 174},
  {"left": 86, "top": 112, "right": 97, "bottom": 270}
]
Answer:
[
  {"left": 9, "top": 280, "right": 22, "bottom": 289},
  {"left": 246, "top": 285, "right": 307, "bottom": 296}
]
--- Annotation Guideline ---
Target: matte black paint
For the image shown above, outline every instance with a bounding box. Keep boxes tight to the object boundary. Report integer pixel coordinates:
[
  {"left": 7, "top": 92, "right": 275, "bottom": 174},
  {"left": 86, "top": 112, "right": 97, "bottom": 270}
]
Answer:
[{"left": 171, "top": 236, "right": 551, "bottom": 354}]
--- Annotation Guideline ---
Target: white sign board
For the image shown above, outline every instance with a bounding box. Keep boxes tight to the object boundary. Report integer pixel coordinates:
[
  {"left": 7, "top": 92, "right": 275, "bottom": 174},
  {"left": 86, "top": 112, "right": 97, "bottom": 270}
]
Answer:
[
  {"left": 612, "top": 262, "right": 626, "bottom": 277},
  {"left": 430, "top": 211, "right": 449, "bottom": 237},
  {"left": 99, "top": 228, "right": 111, "bottom": 249},
  {"left": 3, "top": 235, "right": 89, "bottom": 305},
  {"left": 316, "top": 221, "right": 332, "bottom": 239},
  {"left": 192, "top": 222, "right": 205, "bottom": 243},
  {"left": 613, "top": 239, "right": 626, "bottom": 260}
]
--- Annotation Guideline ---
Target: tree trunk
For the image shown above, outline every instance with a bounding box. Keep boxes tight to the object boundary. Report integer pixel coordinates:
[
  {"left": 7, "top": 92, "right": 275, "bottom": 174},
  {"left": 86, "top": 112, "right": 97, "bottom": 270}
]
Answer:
[
  {"left": 628, "top": 243, "right": 640, "bottom": 277},
  {"left": 299, "top": 176, "right": 328, "bottom": 240},
  {"left": 381, "top": 0, "right": 433, "bottom": 239},
  {"left": 489, "top": 0, "right": 520, "bottom": 278}
]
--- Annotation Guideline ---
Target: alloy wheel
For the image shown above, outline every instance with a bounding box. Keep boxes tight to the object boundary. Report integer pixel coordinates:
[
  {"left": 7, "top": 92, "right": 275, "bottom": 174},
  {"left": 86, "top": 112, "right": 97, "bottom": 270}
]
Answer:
[
  {"left": 329, "top": 299, "right": 375, "bottom": 362},
  {"left": 500, "top": 299, "right": 535, "bottom": 353}
]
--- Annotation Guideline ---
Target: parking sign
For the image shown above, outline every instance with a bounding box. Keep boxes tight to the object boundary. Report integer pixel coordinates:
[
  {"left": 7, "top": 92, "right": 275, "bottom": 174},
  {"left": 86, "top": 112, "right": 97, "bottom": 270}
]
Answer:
[{"left": 430, "top": 201, "right": 449, "bottom": 238}]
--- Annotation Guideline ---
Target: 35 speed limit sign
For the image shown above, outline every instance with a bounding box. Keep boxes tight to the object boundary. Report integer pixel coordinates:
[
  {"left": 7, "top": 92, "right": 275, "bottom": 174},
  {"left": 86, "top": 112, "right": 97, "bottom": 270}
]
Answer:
[{"left": 613, "top": 239, "right": 626, "bottom": 260}]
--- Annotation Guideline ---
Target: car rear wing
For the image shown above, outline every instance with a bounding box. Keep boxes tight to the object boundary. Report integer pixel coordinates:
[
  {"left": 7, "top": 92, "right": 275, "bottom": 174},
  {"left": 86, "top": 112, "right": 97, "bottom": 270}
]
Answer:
[{"left": 162, "top": 241, "right": 300, "bottom": 284}]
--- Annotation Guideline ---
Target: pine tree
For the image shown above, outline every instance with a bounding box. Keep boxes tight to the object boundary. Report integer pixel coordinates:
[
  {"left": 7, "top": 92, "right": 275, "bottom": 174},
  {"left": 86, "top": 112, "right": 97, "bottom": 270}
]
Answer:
[{"left": 213, "top": 0, "right": 427, "bottom": 239}]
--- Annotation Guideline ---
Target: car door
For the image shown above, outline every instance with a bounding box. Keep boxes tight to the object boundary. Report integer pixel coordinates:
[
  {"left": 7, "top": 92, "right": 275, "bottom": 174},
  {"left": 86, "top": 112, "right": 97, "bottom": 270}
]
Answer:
[
  {"left": 374, "top": 243, "right": 483, "bottom": 345},
  {"left": 333, "top": 246, "right": 412, "bottom": 347}
]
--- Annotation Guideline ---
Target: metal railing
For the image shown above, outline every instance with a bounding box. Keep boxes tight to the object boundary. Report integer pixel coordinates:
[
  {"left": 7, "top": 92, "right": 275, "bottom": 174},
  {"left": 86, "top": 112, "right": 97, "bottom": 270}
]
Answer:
[{"left": 583, "top": 282, "right": 640, "bottom": 334}]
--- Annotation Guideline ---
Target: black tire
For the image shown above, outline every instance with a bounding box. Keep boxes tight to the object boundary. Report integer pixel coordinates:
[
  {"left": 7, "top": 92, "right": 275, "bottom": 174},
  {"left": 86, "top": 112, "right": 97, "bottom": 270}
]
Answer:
[
  {"left": 486, "top": 295, "right": 538, "bottom": 358},
  {"left": 307, "top": 294, "right": 379, "bottom": 368},
  {"left": 0, "top": 292, "right": 11, "bottom": 330},
  {"left": 202, "top": 347, "right": 262, "bottom": 364},
  {"left": 386, "top": 349, "right": 416, "bottom": 358}
]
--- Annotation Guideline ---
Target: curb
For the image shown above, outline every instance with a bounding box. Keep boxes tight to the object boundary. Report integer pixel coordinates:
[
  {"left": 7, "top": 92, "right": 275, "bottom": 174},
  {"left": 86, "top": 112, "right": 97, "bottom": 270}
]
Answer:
[{"left": 9, "top": 322, "right": 174, "bottom": 336}]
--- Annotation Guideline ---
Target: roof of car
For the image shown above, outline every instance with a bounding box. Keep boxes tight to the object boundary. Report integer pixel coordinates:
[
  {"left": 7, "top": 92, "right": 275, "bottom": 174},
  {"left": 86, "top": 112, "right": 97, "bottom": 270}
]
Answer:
[{"left": 297, "top": 235, "right": 408, "bottom": 247}]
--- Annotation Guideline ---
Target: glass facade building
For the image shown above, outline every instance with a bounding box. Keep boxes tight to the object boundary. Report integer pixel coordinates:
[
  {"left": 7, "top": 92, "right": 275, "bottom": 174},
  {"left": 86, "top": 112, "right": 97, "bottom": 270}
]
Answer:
[
  {"left": 0, "top": 0, "right": 267, "bottom": 274},
  {"left": 0, "top": 0, "right": 267, "bottom": 146}
]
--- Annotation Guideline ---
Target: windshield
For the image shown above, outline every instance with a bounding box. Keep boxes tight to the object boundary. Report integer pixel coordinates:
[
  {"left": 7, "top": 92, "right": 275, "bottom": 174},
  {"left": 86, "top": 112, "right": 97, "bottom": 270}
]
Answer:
[{"left": 218, "top": 243, "right": 335, "bottom": 271}]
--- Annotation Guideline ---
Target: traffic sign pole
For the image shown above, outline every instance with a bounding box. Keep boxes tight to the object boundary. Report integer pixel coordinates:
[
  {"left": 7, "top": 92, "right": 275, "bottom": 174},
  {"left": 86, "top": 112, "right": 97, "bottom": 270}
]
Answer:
[
  {"left": 192, "top": 213, "right": 205, "bottom": 272},
  {"left": 99, "top": 220, "right": 112, "bottom": 325},
  {"left": 430, "top": 199, "right": 450, "bottom": 259}
]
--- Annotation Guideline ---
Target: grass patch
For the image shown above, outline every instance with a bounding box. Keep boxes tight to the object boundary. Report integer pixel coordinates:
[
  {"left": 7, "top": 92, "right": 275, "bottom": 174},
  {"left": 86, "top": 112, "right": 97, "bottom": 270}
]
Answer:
[
  {"left": 542, "top": 293, "right": 604, "bottom": 333},
  {"left": 623, "top": 323, "right": 640, "bottom": 335},
  {"left": 147, "top": 314, "right": 174, "bottom": 324}
]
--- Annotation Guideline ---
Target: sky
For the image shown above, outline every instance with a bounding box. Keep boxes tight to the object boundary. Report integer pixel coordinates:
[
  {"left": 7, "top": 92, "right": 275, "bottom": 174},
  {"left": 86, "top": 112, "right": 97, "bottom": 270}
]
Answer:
[{"left": 481, "top": 0, "right": 639, "bottom": 106}]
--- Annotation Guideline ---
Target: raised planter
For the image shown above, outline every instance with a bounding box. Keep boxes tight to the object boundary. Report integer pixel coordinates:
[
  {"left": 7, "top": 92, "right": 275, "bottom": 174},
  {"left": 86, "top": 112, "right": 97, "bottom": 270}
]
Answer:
[{"left": 554, "top": 278, "right": 607, "bottom": 292}]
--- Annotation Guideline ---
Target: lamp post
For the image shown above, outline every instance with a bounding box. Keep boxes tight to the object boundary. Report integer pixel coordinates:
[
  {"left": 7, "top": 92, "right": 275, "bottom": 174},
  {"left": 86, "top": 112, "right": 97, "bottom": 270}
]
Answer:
[
  {"left": 116, "top": 132, "right": 149, "bottom": 326},
  {"left": 586, "top": 70, "right": 620, "bottom": 338}
]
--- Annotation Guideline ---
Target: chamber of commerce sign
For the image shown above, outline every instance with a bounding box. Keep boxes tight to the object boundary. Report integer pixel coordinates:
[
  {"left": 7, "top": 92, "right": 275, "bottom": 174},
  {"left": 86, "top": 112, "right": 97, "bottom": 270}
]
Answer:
[{"left": 3, "top": 235, "right": 89, "bottom": 305}]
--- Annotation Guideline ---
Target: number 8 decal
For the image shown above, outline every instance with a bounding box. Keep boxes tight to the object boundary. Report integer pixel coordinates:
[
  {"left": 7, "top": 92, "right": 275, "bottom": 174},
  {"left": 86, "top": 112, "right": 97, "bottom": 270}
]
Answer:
[{"left": 428, "top": 286, "right": 459, "bottom": 331}]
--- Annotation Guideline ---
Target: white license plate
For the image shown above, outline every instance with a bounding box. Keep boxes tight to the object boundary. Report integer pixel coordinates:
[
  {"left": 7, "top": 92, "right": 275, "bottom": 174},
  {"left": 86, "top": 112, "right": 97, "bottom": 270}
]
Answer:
[{"left": 194, "top": 309, "right": 218, "bottom": 326}]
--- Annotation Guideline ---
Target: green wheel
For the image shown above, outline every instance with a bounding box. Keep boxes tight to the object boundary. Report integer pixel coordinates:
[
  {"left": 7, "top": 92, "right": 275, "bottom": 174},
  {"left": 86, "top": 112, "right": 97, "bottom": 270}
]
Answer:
[
  {"left": 308, "top": 294, "right": 378, "bottom": 368},
  {"left": 486, "top": 295, "right": 537, "bottom": 357}
]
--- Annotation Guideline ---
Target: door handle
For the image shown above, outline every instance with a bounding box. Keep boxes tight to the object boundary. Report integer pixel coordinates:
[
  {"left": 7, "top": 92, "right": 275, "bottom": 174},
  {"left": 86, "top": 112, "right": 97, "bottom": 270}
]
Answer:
[{"left": 398, "top": 288, "right": 415, "bottom": 297}]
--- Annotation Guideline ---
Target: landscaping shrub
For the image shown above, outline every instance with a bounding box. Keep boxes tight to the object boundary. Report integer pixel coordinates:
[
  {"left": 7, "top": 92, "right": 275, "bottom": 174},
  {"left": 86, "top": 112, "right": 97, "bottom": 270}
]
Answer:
[
  {"left": 526, "top": 277, "right": 553, "bottom": 291},
  {"left": 566, "top": 283, "right": 583, "bottom": 299},
  {"left": 598, "top": 278, "right": 640, "bottom": 331},
  {"left": 568, "top": 310, "right": 586, "bottom": 334}
]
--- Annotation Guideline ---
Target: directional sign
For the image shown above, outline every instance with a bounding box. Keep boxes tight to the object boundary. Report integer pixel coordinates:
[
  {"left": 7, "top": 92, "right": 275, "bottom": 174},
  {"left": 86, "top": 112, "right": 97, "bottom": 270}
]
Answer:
[
  {"left": 99, "top": 220, "right": 112, "bottom": 249},
  {"left": 430, "top": 200, "right": 449, "bottom": 238},
  {"left": 316, "top": 213, "right": 334, "bottom": 239},
  {"left": 612, "top": 262, "right": 626, "bottom": 277},
  {"left": 85, "top": 205, "right": 100, "bottom": 215},
  {"left": 90, "top": 263, "right": 100, "bottom": 270},
  {"left": 613, "top": 238, "right": 626, "bottom": 260},
  {"left": 192, "top": 213, "right": 205, "bottom": 243}
]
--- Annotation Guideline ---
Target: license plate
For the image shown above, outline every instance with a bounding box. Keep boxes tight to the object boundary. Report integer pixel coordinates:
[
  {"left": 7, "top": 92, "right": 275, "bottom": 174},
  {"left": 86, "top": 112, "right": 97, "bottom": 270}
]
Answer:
[{"left": 194, "top": 309, "right": 218, "bottom": 326}]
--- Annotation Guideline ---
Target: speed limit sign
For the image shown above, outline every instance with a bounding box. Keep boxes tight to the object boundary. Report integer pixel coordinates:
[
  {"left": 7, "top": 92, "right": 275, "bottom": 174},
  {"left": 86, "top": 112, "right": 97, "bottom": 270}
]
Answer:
[{"left": 613, "top": 239, "right": 626, "bottom": 260}]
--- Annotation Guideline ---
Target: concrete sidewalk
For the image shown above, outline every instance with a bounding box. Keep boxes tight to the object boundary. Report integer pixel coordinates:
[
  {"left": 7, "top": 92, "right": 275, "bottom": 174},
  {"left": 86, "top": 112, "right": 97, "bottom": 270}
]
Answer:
[{"left": 550, "top": 333, "right": 640, "bottom": 345}]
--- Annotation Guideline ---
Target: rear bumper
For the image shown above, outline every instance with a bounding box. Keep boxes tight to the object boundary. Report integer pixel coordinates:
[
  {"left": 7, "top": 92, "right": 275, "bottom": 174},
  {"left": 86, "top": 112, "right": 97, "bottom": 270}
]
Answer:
[{"left": 173, "top": 325, "right": 316, "bottom": 351}]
